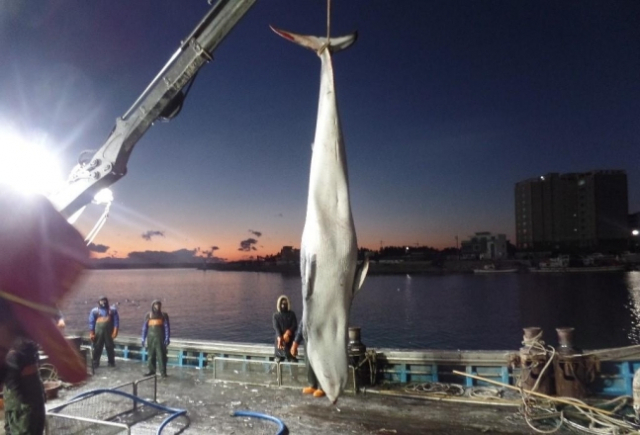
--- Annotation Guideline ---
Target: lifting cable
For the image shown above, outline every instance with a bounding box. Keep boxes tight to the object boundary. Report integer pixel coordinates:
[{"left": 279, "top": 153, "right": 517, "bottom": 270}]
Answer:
[{"left": 326, "top": 0, "right": 331, "bottom": 40}]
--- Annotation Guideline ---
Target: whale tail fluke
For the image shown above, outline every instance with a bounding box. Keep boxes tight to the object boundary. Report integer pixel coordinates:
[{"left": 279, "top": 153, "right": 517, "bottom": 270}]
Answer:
[{"left": 270, "top": 25, "right": 357, "bottom": 54}]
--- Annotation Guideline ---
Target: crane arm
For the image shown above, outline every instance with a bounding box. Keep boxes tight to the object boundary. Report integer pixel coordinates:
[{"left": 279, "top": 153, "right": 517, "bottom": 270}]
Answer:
[{"left": 48, "top": 0, "right": 256, "bottom": 218}]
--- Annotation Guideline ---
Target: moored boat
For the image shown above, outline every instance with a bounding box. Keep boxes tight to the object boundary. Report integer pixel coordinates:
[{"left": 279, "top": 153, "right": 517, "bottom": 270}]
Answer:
[
  {"left": 473, "top": 264, "right": 518, "bottom": 274},
  {"left": 529, "top": 265, "right": 626, "bottom": 273},
  {"left": 529, "top": 255, "right": 626, "bottom": 273}
]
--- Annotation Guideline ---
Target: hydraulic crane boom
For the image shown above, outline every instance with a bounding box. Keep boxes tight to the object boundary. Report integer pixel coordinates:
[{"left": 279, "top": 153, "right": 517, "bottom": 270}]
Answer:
[{"left": 47, "top": 0, "right": 256, "bottom": 218}]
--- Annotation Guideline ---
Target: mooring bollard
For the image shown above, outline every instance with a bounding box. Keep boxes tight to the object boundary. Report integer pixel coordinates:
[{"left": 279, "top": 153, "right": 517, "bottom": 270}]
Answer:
[
  {"left": 633, "top": 368, "right": 640, "bottom": 416},
  {"left": 518, "top": 327, "right": 553, "bottom": 395},
  {"left": 348, "top": 327, "right": 366, "bottom": 357},
  {"left": 553, "top": 327, "right": 589, "bottom": 398},
  {"left": 348, "top": 326, "right": 372, "bottom": 388}
]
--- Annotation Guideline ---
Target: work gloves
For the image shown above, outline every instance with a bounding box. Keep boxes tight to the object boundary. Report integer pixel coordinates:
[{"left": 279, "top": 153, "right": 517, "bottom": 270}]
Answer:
[{"left": 283, "top": 329, "right": 292, "bottom": 344}]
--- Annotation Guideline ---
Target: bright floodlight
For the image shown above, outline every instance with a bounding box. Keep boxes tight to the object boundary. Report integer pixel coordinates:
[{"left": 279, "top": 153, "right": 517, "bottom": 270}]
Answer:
[
  {"left": 633, "top": 230, "right": 639, "bottom": 236},
  {"left": 0, "top": 126, "right": 63, "bottom": 195},
  {"left": 94, "top": 188, "right": 114, "bottom": 205}
]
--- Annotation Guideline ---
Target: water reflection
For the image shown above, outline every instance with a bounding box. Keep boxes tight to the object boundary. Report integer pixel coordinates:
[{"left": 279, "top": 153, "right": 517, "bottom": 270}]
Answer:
[
  {"left": 518, "top": 273, "right": 633, "bottom": 350},
  {"left": 625, "top": 272, "right": 640, "bottom": 344},
  {"left": 63, "top": 269, "right": 638, "bottom": 351}
]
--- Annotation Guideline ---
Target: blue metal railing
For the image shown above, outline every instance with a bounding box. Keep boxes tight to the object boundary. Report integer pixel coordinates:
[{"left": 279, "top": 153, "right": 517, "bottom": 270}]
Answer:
[{"left": 81, "top": 336, "right": 640, "bottom": 397}]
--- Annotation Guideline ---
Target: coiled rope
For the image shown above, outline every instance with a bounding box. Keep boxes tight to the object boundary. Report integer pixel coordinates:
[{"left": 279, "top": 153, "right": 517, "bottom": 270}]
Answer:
[
  {"left": 515, "top": 334, "right": 638, "bottom": 434},
  {"left": 38, "top": 363, "right": 59, "bottom": 382},
  {"left": 405, "top": 382, "right": 464, "bottom": 396},
  {"left": 516, "top": 330, "right": 559, "bottom": 433},
  {"left": 355, "top": 350, "right": 378, "bottom": 386}
]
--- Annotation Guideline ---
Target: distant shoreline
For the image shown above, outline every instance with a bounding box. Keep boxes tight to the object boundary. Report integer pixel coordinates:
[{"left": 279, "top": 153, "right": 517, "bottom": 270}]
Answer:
[{"left": 87, "top": 260, "right": 528, "bottom": 275}]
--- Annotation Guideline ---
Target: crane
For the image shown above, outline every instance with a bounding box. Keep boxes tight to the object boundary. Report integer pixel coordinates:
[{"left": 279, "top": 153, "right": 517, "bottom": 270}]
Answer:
[{"left": 47, "top": 0, "right": 256, "bottom": 223}]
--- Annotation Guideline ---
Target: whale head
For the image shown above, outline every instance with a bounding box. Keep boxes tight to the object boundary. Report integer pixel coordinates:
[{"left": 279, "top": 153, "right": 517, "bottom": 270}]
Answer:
[{"left": 305, "top": 305, "right": 350, "bottom": 404}]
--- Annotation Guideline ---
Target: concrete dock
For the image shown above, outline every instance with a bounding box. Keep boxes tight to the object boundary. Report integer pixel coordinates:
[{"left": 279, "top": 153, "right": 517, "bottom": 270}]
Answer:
[{"left": 2, "top": 358, "right": 576, "bottom": 434}]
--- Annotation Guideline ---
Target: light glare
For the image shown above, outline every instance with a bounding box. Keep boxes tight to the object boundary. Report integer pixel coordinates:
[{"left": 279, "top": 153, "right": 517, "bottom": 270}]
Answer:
[
  {"left": 0, "top": 127, "right": 63, "bottom": 195},
  {"left": 94, "top": 188, "right": 114, "bottom": 205}
]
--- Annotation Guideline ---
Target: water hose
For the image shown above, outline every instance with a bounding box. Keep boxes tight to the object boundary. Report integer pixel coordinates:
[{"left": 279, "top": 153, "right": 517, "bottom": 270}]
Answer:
[{"left": 232, "top": 410, "right": 287, "bottom": 435}]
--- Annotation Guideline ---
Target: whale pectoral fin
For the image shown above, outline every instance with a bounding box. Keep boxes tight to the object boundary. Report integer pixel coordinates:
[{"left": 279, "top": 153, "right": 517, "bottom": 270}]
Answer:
[
  {"left": 301, "top": 253, "right": 316, "bottom": 301},
  {"left": 353, "top": 257, "right": 370, "bottom": 296}
]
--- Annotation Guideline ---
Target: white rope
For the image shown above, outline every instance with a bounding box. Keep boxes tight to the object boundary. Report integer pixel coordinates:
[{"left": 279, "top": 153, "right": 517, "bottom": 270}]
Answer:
[
  {"left": 518, "top": 333, "right": 564, "bottom": 433},
  {"left": 84, "top": 201, "right": 111, "bottom": 246},
  {"left": 39, "top": 363, "right": 59, "bottom": 382},
  {"left": 517, "top": 336, "right": 638, "bottom": 434}
]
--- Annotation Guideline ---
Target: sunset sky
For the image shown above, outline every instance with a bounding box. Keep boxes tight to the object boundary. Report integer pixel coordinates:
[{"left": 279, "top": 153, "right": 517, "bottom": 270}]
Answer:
[{"left": 1, "top": 0, "right": 638, "bottom": 262}]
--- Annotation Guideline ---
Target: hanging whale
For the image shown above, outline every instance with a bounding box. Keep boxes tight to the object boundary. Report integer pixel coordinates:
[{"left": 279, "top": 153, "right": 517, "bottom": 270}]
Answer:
[{"left": 271, "top": 25, "right": 369, "bottom": 403}]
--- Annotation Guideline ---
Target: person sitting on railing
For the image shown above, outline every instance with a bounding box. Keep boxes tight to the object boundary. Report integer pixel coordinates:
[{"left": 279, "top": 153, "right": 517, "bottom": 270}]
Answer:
[
  {"left": 88, "top": 296, "right": 119, "bottom": 369},
  {"left": 141, "top": 300, "right": 170, "bottom": 378},
  {"left": 290, "top": 325, "right": 324, "bottom": 398},
  {"left": 272, "top": 295, "right": 297, "bottom": 363}
]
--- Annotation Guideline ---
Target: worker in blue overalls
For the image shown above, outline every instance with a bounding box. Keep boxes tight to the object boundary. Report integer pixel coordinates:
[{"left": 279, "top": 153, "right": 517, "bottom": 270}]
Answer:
[{"left": 88, "top": 296, "right": 119, "bottom": 368}]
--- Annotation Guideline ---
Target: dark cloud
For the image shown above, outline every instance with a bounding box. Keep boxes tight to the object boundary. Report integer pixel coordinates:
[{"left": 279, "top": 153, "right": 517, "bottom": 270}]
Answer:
[
  {"left": 88, "top": 243, "right": 109, "bottom": 253},
  {"left": 201, "top": 246, "right": 220, "bottom": 258},
  {"left": 249, "top": 229, "right": 262, "bottom": 237},
  {"left": 238, "top": 238, "right": 258, "bottom": 252},
  {"left": 142, "top": 230, "right": 165, "bottom": 241}
]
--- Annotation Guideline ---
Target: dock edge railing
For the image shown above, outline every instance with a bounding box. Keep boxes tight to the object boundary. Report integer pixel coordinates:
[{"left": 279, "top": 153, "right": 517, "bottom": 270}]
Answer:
[{"left": 70, "top": 334, "right": 640, "bottom": 397}]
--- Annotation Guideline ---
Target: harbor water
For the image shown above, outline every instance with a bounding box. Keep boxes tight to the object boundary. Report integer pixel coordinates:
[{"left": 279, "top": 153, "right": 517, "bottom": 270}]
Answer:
[{"left": 61, "top": 269, "right": 640, "bottom": 351}]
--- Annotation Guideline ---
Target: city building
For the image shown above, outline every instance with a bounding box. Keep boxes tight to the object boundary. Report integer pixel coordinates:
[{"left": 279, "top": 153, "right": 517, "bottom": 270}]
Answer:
[
  {"left": 277, "top": 246, "right": 299, "bottom": 265},
  {"left": 460, "top": 232, "right": 507, "bottom": 259},
  {"left": 515, "top": 170, "right": 628, "bottom": 251}
]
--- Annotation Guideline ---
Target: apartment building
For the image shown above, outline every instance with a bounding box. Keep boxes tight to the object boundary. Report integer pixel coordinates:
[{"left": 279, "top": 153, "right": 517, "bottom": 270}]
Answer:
[{"left": 515, "top": 170, "right": 628, "bottom": 251}]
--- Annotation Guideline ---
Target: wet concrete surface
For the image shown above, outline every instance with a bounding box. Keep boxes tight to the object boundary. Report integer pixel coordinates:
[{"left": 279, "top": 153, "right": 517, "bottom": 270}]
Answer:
[{"left": 3, "top": 358, "right": 573, "bottom": 434}]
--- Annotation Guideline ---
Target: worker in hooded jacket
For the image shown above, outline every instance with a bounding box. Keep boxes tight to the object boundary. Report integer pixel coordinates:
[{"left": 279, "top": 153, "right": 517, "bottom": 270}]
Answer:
[
  {"left": 88, "top": 296, "right": 119, "bottom": 368},
  {"left": 272, "top": 295, "right": 297, "bottom": 362},
  {"left": 141, "top": 300, "right": 170, "bottom": 377}
]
